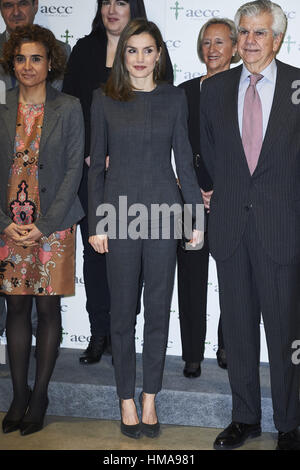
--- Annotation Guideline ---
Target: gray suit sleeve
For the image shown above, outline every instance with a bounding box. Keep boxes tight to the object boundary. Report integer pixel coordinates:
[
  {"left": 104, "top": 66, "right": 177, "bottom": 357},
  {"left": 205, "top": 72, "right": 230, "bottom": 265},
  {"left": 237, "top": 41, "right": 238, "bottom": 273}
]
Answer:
[
  {"left": 35, "top": 99, "right": 84, "bottom": 237},
  {"left": 0, "top": 209, "right": 13, "bottom": 233},
  {"left": 88, "top": 90, "right": 108, "bottom": 236},
  {"left": 172, "top": 90, "right": 203, "bottom": 229}
]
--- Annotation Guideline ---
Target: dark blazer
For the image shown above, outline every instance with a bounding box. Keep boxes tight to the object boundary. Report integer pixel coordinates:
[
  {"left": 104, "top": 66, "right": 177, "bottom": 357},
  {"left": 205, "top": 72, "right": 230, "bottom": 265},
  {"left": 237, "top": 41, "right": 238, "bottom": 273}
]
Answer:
[
  {"left": 178, "top": 77, "right": 212, "bottom": 192},
  {"left": 88, "top": 84, "right": 202, "bottom": 236},
  {"left": 63, "top": 29, "right": 174, "bottom": 158},
  {"left": 0, "top": 30, "right": 71, "bottom": 92},
  {"left": 200, "top": 59, "right": 300, "bottom": 265},
  {"left": 0, "top": 84, "right": 85, "bottom": 237}
]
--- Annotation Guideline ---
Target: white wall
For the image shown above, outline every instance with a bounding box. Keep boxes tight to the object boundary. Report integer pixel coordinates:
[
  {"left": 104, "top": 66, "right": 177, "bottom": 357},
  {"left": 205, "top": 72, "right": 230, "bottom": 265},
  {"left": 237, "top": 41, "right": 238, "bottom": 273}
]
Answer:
[{"left": 1, "top": 0, "right": 299, "bottom": 361}]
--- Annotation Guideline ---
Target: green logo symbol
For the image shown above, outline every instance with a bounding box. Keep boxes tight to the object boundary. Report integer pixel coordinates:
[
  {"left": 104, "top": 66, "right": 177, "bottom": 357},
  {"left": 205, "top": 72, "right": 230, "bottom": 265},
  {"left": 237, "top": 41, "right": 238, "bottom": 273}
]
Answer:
[
  {"left": 173, "top": 64, "right": 182, "bottom": 82},
  {"left": 284, "top": 35, "right": 296, "bottom": 53},
  {"left": 61, "top": 29, "right": 73, "bottom": 45},
  {"left": 60, "top": 327, "right": 69, "bottom": 344},
  {"left": 170, "top": 1, "right": 184, "bottom": 20}
]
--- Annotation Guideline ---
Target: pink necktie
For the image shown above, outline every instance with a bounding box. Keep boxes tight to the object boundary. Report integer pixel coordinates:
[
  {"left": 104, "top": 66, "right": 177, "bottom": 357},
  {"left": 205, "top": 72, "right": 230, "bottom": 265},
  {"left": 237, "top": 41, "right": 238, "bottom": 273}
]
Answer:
[{"left": 242, "top": 74, "right": 263, "bottom": 175}]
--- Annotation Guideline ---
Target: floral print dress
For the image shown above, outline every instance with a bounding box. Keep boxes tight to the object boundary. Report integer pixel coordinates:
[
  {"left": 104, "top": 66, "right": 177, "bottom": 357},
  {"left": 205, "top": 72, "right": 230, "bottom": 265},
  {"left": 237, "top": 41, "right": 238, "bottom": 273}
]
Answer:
[{"left": 0, "top": 103, "right": 76, "bottom": 296}]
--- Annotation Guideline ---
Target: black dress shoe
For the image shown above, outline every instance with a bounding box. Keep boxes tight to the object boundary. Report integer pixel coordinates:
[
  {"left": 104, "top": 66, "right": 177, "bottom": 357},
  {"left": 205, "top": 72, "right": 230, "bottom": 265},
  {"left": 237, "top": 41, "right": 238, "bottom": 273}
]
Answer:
[
  {"left": 216, "top": 348, "right": 227, "bottom": 369},
  {"left": 183, "top": 362, "right": 201, "bottom": 378},
  {"left": 139, "top": 392, "right": 160, "bottom": 438},
  {"left": 20, "top": 397, "right": 49, "bottom": 436},
  {"left": 214, "top": 422, "right": 261, "bottom": 450},
  {"left": 119, "top": 400, "right": 141, "bottom": 439},
  {"left": 79, "top": 335, "right": 108, "bottom": 364},
  {"left": 277, "top": 428, "right": 300, "bottom": 450},
  {"left": 2, "top": 388, "right": 32, "bottom": 434}
]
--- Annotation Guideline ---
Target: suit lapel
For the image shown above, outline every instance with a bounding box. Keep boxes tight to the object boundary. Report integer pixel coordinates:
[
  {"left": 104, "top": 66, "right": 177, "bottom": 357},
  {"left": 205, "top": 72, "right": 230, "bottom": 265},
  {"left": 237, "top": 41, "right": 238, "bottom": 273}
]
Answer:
[
  {"left": 1, "top": 87, "right": 19, "bottom": 147},
  {"left": 257, "top": 60, "right": 290, "bottom": 165},
  {"left": 221, "top": 65, "right": 251, "bottom": 173},
  {"left": 1, "top": 84, "right": 61, "bottom": 155},
  {"left": 39, "top": 84, "right": 61, "bottom": 155}
]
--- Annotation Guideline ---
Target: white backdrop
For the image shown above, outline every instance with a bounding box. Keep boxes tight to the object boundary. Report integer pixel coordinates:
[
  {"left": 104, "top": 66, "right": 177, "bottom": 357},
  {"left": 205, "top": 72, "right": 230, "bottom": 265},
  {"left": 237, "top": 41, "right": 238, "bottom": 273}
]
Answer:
[{"left": 1, "top": 0, "right": 299, "bottom": 361}]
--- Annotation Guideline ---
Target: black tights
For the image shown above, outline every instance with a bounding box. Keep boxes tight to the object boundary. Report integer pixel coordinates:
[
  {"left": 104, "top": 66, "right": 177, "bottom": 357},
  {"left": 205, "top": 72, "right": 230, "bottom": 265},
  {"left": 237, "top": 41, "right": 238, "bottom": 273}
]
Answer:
[{"left": 5, "top": 295, "right": 61, "bottom": 422}]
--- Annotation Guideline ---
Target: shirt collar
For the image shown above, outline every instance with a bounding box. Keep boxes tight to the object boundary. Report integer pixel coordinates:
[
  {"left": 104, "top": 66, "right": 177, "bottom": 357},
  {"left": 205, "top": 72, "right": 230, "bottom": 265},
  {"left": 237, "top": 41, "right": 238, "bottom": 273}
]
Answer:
[{"left": 240, "top": 58, "right": 277, "bottom": 85}]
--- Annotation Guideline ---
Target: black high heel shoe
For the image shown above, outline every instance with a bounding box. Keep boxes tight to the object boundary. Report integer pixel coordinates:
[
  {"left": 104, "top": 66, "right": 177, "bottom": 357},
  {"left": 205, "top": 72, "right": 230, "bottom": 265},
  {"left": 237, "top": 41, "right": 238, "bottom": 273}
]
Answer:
[
  {"left": 119, "top": 399, "right": 141, "bottom": 439},
  {"left": 2, "top": 388, "right": 32, "bottom": 434},
  {"left": 19, "top": 396, "right": 49, "bottom": 436},
  {"left": 139, "top": 392, "right": 160, "bottom": 438}
]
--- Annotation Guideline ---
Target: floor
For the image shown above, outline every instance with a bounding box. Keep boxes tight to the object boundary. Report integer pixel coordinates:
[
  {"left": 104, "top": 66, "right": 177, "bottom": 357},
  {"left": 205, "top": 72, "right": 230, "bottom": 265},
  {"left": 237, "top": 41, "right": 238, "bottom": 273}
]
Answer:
[{"left": 0, "top": 413, "right": 278, "bottom": 451}]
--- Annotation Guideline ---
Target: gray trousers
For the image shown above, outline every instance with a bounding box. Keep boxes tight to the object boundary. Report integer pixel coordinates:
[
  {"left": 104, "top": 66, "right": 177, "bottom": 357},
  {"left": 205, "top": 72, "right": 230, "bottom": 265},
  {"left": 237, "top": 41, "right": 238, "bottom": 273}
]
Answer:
[
  {"left": 106, "top": 234, "right": 178, "bottom": 399},
  {"left": 216, "top": 213, "right": 300, "bottom": 432}
]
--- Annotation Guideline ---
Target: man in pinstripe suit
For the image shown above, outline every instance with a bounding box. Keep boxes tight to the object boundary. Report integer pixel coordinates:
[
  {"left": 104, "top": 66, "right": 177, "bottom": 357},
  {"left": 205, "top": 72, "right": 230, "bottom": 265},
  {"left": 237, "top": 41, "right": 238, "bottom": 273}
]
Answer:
[{"left": 200, "top": 0, "right": 300, "bottom": 450}]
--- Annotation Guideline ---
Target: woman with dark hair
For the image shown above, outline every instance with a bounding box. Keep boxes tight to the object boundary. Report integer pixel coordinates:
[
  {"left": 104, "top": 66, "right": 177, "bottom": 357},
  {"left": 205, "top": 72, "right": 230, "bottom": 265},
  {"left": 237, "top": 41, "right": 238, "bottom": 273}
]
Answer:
[
  {"left": 63, "top": 1, "right": 173, "bottom": 367},
  {"left": 0, "top": 24, "right": 84, "bottom": 435},
  {"left": 88, "top": 18, "right": 203, "bottom": 439}
]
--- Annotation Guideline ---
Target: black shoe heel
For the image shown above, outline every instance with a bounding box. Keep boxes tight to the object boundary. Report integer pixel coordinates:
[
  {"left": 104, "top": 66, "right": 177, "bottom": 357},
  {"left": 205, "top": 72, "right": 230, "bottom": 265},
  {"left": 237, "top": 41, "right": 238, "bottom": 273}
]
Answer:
[
  {"left": 139, "top": 392, "right": 160, "bottom": 438},
  {"left": 119, "top": 400, "right": 141, "bottom": 439},
  {"left": 20, "top": 397, "right": 49, "bottom": 436},
  {"left": 2, "top": 388, "right": 32, "bottom": 434}
]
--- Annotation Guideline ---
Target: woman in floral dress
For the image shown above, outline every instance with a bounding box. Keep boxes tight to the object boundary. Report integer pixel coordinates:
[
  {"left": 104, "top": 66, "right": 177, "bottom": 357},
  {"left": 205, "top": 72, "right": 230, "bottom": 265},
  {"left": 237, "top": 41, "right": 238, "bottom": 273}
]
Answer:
[{"left": 0, "top": 25, "right": 84, "bottom": 436}]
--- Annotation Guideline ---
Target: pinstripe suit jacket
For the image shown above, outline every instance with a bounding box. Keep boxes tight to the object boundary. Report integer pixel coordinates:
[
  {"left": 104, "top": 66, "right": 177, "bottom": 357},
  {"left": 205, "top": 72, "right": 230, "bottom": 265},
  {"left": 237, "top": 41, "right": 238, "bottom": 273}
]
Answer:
[{"left": 200, "top": 60, "right": 300, "bottom": 265}]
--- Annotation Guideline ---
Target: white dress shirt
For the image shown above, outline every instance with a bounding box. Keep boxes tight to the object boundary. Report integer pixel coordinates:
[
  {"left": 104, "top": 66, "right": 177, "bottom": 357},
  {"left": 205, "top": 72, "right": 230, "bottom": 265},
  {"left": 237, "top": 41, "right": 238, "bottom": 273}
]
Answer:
[{"left": 238, "top": 59, "right": 277, "bottom": 140}]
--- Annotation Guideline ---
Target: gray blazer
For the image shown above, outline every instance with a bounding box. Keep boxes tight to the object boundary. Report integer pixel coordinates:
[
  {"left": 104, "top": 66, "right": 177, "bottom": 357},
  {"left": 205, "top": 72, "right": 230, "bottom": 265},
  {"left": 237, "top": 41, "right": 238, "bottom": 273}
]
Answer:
[
  {"left": 0, "top": 30, "right": 71, "bottom": 91},
  {"left": 0, "top": 83, "right": 85, "bottom": 237}
]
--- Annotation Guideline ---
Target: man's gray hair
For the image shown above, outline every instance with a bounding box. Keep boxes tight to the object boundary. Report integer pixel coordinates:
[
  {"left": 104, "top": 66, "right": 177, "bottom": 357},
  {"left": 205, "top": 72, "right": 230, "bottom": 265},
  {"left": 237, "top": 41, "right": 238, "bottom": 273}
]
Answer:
[{"left": 234, "top": 0, "right": 287, "bottom": 37}]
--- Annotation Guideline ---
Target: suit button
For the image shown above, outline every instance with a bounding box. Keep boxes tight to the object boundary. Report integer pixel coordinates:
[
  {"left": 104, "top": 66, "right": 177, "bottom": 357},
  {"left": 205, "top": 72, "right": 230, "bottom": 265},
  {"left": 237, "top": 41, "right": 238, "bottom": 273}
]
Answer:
[
  {"left": 245, "top": 204, "right": 253, "bottom": 211},
  {"left": 39, "top": 164, "right": 44, "bottom": 169},
  {"left": 41, "top": 187, "right": 47, "bottom": 193}
]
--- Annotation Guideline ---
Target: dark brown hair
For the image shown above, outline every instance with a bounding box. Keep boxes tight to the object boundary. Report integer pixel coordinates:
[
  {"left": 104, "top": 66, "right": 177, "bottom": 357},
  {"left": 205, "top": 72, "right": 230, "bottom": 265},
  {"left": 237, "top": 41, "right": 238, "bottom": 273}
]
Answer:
[
  {"left": 0, "top": 24, "right": 67, "bottom": 82},
  {"left": 92, "top": 0, "right": 147, "bottom": 32},
  {"left": 105, "top": 18, "right": 166, "bottom": 101}
]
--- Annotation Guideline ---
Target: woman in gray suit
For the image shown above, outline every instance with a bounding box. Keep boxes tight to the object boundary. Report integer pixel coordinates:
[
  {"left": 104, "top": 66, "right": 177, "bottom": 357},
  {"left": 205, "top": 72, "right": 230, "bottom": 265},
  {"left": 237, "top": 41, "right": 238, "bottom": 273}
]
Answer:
[
  {"left": 0, "top": 25, "right": 84, "bottom": 436},
  {"left": 88, "top": 19, "right": 203, "bottom": 439}
]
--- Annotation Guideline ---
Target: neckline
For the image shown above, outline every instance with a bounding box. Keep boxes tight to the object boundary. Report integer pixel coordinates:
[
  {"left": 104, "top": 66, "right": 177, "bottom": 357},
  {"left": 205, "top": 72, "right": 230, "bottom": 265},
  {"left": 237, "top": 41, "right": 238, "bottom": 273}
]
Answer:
[{"left": 134, "top": 84, "right": 160, "bottom": 95}]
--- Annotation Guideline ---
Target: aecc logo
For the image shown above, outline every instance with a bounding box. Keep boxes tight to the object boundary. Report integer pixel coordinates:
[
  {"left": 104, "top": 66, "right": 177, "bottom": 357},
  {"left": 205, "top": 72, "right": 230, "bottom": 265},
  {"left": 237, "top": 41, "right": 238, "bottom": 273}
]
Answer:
[
  {"left": 40, "top": 5, "right": 73, "bottom": 15},
  {"left": 170, "top": 1, "right": 220, "bottom": 20}
]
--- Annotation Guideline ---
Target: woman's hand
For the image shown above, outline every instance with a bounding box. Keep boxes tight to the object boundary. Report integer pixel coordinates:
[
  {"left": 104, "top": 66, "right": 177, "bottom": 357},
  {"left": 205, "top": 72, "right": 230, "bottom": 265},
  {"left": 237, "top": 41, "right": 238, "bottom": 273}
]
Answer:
[
  {"left": 188, "top": 229, "right": 204, "bottom": 248},
  {"left": 89, "top": 234, "right": 108, "bottom": 253},
  {"left": 3, "top": 223, "right": 27, "bottom": 244},
  {"left": 16, "top": 224, "right": 43, "bottom": 246}
]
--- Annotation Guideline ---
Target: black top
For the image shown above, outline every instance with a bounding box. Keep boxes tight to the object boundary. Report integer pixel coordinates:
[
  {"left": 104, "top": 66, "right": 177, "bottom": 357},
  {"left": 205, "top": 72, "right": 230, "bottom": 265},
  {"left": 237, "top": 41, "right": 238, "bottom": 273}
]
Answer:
[
  {"left": 178, "top": 77, "right": 212, "bottom": 192},
  {"left": 63, "top": 29, "right": 174, "bottom": 158}
]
